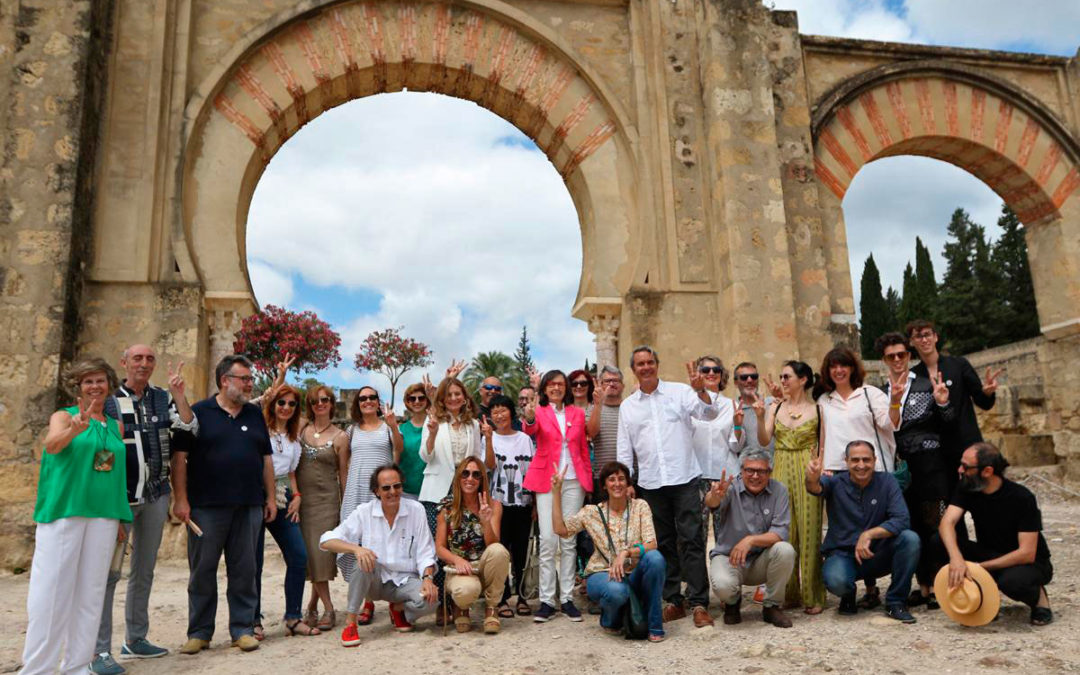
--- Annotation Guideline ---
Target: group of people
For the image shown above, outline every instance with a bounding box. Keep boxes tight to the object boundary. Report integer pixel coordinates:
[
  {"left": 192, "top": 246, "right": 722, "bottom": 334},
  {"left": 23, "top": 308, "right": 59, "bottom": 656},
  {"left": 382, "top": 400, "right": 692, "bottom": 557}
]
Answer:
[{"left": 20, "top": 318, "right": 1055, "bottom": 673}]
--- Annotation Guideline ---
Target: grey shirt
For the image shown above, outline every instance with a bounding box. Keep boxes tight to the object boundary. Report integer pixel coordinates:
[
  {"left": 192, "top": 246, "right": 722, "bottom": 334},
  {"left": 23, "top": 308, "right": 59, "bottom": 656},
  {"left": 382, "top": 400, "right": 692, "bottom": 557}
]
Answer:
[
  {"left": 709, "top": 477, "right": 791, "bottom": 558},
  {"left": 738, "top": 396, "right": 775, "bottom": 459}
]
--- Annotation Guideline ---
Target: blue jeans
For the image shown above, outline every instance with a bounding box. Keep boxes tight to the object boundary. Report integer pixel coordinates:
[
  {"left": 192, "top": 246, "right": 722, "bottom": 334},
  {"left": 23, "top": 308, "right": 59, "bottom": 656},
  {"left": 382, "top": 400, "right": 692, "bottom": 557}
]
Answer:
[
  {"left": 822, "top": 530, "right": 920, "bottom": 606},
  {"left": 255, "top": 493, "right": 308, "bottom": 621},
  {"left": 586, "top": 549, "right": 666, "bottom": 636}
]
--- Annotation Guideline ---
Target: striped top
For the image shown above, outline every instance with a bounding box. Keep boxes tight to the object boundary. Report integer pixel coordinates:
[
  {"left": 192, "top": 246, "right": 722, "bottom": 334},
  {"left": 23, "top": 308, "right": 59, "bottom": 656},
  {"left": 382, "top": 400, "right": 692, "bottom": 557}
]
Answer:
[{"left": 338, "top": 422, "right": 393, "bottom": 580}]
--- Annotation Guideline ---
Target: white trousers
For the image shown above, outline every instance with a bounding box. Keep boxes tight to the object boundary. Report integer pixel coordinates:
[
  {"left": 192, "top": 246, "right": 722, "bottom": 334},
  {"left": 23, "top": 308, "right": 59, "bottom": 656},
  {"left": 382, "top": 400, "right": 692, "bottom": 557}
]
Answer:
[
  {"left": 21, "top": 517, "right": 118, "bottom": 675},
  {"left": 536, "top": 478, "right": 584, "bottom": 606}
]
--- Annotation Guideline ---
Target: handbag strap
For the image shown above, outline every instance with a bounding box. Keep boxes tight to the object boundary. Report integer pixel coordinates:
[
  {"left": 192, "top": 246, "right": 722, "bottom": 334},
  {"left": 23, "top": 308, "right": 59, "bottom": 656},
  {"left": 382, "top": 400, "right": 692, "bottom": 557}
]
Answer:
[
  {"left": 594, "top": 502, "right": 630, "bottom": 565},
  {"left": 863, "top": 391, "right": 893, "bottom": 472}
]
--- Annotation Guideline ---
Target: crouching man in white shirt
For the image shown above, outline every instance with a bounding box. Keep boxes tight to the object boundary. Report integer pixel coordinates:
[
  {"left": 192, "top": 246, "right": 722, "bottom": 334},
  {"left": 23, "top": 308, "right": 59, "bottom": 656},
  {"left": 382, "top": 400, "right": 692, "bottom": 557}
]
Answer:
[{"left": 320, "top": 464, "right": 438, "bottom": 646}]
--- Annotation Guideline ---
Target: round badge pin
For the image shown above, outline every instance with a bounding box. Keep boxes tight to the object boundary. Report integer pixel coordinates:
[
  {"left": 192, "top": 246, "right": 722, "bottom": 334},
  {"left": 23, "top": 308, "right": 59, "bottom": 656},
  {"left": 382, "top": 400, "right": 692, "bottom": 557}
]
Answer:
[
  {"left": 241, "top": 425, "right": 248, "bottom": 432},
  {"left": 151, "top": 415, "right": 159, "bottom": 423},
  {"left": 871, "top": 498, "right": 878, "bottom": 505}
]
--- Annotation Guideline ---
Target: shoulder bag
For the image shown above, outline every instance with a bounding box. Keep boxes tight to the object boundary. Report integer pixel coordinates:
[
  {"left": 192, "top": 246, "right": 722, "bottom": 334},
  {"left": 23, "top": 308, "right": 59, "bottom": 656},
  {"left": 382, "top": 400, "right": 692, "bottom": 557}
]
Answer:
[
  {"left": 596, "top": 502, "right": 648, "bottom": 640},
  {"left": 864, "top": 391, "right": 910, "bottom": 491}
]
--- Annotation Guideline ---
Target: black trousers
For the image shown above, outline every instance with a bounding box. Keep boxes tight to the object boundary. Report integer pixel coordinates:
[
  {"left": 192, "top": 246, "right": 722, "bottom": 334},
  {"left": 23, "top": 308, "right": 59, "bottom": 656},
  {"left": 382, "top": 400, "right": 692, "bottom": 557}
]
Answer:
[
  {"left": 500, "top": 504, "right": 534, "bottom": 603},
  {"left": 639, "top": 480, "right": 708, "bottom": 608},
  {"left": 929, "top": 534, "right": 1052, "bottom": 608}
]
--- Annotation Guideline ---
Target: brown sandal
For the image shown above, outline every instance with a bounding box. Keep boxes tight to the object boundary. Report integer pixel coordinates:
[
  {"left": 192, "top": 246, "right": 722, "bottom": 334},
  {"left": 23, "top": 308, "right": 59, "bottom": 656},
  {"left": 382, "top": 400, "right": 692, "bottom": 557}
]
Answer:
[
  {"left": 286, "top": 618, "right": 321, "bottom": 636},
  {"left": 317, "top": 609, "right": 336, "bottom": 630}
]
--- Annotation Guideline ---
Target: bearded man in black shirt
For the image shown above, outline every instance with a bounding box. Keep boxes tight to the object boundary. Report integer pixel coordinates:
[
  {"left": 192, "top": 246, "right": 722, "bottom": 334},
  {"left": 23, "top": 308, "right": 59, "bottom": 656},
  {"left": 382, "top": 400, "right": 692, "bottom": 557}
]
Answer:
[{"left": 935, "top": 442, "right": 1053, "bottom": 625}]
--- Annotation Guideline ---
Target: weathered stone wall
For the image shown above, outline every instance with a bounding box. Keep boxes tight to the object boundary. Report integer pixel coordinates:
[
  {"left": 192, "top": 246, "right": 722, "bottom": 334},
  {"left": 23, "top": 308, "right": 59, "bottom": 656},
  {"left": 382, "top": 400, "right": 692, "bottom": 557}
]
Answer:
[{"left": 0, "top": 0, "right": 114, "bottom": 568}]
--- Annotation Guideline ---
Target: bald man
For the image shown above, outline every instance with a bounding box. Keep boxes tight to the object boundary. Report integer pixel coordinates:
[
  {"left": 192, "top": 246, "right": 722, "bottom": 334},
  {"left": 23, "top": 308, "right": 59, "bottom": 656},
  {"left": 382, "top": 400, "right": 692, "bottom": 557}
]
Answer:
[{"left": 91, "top": 345, "right": 197, "bottom": 674}]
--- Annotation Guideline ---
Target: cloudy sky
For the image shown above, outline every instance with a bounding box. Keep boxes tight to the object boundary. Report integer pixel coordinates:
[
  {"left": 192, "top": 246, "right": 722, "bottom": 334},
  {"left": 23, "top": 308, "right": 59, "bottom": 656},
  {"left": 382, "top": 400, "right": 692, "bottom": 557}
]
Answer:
[{"left": 246, "top": 0, "right": 1077, "bottom": 401}]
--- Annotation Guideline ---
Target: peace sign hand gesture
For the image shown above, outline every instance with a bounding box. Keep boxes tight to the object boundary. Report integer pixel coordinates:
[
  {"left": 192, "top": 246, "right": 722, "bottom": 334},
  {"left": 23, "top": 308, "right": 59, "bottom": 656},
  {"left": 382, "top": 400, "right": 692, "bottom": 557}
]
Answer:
[
  {"left": 527, "top": 366, "right": 541, "bottom": 390},
  {"left": 381, "top": 403, "right": 398, "bottom": 428},
  {"left": 806, "top": 455, "right": 823, "bottom": 482},
  {"left": 426, "top": 408, "right": 440, "bottom": 435},
  {"left": 889, "top": 375, "right": 907, "bottom": 404},
  {"left": 983, "top": 367, "right": 1003, "bottom": 396},
  {"left": 550, "top": 465, "right": 567, "bottom": 492},
  {"left": 445, "top": 359, "right": 466, "bottom": 380},
  {"left": 478, "top": 491, "right": 494, "bottom": 526},
  {"left": 733, "top": 403, "right": 745, "bottom": 428},
  {"left": 70, "top": 396, "right": 93, "bottom": 435},
  {"left": 421, "top": 373, "right": 437, "bottom": 400},
  {"left": 686, "top": 362, "right": 705, "bottom": 392},
  {"left": 931, "top": 371, "right": 950, "bottom": 405},
  {"left": 751, "top": 392, "right": 766, "bottom": 418},
  {"left": 709, "top": 470, "right": 735, "bottom": 502},
  {"left": 479, "top": 415, "right": 493, "bottom": 439},
  {"left": 167, "top": 361, "right": 186, "bottom": 397},
  {"left": 763, "top": 374, "right": 782, "bottom": 399}
]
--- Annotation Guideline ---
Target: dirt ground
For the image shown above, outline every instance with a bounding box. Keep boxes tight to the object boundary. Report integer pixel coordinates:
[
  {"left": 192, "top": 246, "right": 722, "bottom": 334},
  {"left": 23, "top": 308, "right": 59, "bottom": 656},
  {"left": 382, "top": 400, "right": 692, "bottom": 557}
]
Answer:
[{"left": 2, "top": 478, "right": 1077, "bottom": 675}]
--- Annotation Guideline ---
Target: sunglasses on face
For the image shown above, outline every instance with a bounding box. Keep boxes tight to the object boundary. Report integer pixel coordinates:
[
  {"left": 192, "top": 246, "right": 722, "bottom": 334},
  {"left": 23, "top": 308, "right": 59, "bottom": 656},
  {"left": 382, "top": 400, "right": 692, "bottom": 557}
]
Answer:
[
  {"left": 460, "top": 470, "right": 484, "bottom": 480},
  {"left": 778, "top": 373, "right": 793, "bottom": 381},
  {"left": 378, "top": 482, "right": 403, "bottom": 493},
  {"left": 571, "top": 380, "right": 590, "bottom": 388},
  {"left": 736, "top": 373, "right": 759, "bottom": 381},
  {"left": 407, "top": 395, "right": 428, "bottom": 403},
  {"left": 883, "top": 352, "right": 909, "bottom": 362},
  {"left": 315, "top": 396, "right": 333, "bottom": 405},
  {"left": 481, "top": 384, "right": 503, "bottom": 392},
  {"left": 275, "top": 399, "right": 297, "bottom": 408},
  {"left": 357, "top": 394, "right": 379, "bottom": 403},
  {"left": 698, "top": 366, "right": 723, "bottom": 374}
]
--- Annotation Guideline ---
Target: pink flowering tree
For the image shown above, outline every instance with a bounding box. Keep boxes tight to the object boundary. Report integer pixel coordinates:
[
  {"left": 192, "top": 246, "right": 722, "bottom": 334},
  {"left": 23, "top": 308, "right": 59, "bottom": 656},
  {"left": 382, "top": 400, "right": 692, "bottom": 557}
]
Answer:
[
  {"left": 232, "top": 305, "right": 342, "bottom": 381},
  {"left": 354, "top": 327, "right": 433, "bottom": 407}
]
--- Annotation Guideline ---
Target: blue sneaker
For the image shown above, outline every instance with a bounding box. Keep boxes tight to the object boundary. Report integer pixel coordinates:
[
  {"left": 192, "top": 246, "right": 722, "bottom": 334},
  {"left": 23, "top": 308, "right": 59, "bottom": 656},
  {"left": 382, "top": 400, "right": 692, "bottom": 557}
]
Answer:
[
  {"left": 885, "top": 604, "right": 917, "bottom": 624},
  {"left": 561, "top": 601, "right": 583, "bottom": 622},
  {"left": 89, "top": 653, "right": 126, "bottom": 675},
  {"left": 533, "top": 602, "right": 556, "bottom": 623},
  {"left": 119, "top": 638, "right": 169, "bottom": 659}
]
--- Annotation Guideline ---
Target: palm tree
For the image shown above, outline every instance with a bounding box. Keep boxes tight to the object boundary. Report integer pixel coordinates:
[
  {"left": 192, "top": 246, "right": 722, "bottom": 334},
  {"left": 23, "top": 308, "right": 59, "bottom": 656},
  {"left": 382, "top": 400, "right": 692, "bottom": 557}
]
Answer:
[{"left": 462, "top": 351, "right": 524, "bottom": 401}]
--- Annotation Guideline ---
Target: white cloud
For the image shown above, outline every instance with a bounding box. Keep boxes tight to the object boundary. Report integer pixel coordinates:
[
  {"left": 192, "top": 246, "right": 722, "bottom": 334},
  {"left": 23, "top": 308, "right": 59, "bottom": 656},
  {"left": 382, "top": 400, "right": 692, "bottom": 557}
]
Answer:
[
  {"left": 247, "top": 92, "right": 594, "bottom": 403},
  {"left": 247, "top": 260, "right": 295, "bottom": 307}
]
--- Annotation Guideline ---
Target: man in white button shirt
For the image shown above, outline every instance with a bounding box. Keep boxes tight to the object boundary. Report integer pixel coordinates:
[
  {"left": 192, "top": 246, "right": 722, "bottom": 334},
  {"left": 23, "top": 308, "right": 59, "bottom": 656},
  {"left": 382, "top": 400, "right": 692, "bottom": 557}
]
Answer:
[
  {"left": 320, "top": 464, "right": 438, "bottom": 646},
  {"left": 617, "top": 346, "right": 719, "bottom": 627}
]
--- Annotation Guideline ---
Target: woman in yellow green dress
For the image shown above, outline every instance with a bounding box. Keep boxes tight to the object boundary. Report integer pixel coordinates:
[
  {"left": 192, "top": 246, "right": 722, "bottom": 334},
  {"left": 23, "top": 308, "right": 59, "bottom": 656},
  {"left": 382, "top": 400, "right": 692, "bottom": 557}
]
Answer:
[{"left": 753, "top": 360, "right": 825, "bottom": 613}]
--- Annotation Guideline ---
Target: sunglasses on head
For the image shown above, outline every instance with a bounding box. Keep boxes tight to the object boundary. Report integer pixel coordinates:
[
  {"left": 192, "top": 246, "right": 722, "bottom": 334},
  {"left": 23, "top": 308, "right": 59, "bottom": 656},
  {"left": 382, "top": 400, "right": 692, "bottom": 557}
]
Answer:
[
  {"left": 407, "top": 394, "right": 428, "bottom": 403},
  {"left": 736, "top": 373, "right": 759, "bottom": 381},
  {"left": 356, "top": 394, "right": 379, "bottom": 403},
  {"left": 378, "top": 482, "right": 403, "bottom": 493},
  {"left": 275, "top": 399, "right": 297, "bottom": 408},
  {"left": 460, "top": 469, "right": 484, "bottom": 480},
  {"left": 481, "top": 384, "right": 503, "bottom": 392},
  {"left": 698, "top": 366, "right": 723, "bottom": 374}
]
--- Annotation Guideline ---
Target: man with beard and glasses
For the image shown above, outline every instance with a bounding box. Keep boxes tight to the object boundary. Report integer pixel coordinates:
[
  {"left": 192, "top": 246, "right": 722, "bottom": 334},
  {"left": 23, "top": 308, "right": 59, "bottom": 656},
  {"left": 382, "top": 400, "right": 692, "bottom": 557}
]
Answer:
[
  {"left": 171, "top": 355, "right": 277, "bottom": 654},
  {"left": 933, "top": 442, "right": 1053, "bottom": 625}
]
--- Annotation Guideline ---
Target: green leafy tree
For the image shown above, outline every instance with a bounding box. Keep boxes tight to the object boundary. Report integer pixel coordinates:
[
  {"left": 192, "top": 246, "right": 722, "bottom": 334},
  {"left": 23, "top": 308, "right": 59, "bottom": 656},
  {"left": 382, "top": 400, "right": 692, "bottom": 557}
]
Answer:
[
  {"left": 991, "top": 206, "right": 1040, "bottom": 343},
  {"left": 513, "top": 325, "right": 535, "bottom": 381},
  {"left": 232, "top": 305, "right": 342, "bottom": 394},
  {"left": 858, "top": 254, "right": 893, "bottom": 358},
  {"left": 937, "top": 208, "right": 993, "bottom": 354},
  {"left": 353, "top": 327, "right": 433, "bottom": 407},
  {"left": 462, "top": 351, "right": 523, "bottom": 402}
]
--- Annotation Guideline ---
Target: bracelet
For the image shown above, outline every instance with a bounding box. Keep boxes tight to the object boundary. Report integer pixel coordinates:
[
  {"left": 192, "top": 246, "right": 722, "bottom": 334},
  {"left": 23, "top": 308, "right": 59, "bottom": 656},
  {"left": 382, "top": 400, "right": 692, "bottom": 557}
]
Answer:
[
  {"left": 889, "top": 404, "right": 901, "bottom": 410},
  {"left": 733, "top": 425, "right": 743, "bottom": 431},
  {"left": 635, "top": 543, "right": 645, "bottom": 558},
  {"left": 291, "top": 492, "right": 301, "bottom": 498}
]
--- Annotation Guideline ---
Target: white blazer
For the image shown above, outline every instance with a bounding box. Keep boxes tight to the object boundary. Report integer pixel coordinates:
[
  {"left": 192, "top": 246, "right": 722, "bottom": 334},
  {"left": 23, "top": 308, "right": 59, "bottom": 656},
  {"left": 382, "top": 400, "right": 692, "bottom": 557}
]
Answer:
[{"left": 418, "top": 419, "right": 483, "bottom": 503}]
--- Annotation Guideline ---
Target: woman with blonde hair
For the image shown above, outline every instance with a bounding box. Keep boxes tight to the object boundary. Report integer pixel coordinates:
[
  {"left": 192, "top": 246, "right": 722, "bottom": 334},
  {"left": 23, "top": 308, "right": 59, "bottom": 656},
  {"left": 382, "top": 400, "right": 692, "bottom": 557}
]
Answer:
[
  {"left": 296, "top": 384, "right": 347, "bottom": 630},
  {"left": 22, "top": 358, "right": 132, "bottom": 674},
  {"left": 436, "top": 456, "right": 510, "bottom": 633},
  {"left": 254, "top": 384, "right": 319, "bottom": 637}
]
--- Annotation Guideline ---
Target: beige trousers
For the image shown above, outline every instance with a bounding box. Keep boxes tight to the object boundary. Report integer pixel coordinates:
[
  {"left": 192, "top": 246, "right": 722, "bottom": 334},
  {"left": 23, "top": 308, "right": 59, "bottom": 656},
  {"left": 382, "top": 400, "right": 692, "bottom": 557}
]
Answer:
[
  {"left": 710, "top": 541, "right": 796, "bottom": 607},
  {"left": 445, "top": 543, "right": 511, "bottom": 609}
]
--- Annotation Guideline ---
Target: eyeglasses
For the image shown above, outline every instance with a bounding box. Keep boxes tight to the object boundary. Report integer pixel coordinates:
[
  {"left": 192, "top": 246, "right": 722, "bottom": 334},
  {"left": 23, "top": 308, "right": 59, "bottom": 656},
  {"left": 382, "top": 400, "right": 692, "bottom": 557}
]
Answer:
[
  {"left": 911, "top": 331, "right": 935, "bottom": 341},
  {"left": 407, "top": 395, "right": 428, "bottom": 403},
  {"left": 742, "top": 468, "right": 771, "bottom": 477},
  {"left": 460, "top": 470, "right": 484, "bottom": 480},
  {"left": 959, "top": 462, "right": 980, "bottom": 473},
  {"left": 698, "top": 366, "right": 724, "bottom": 374},
  {"left": 356, "top": 394, "right": 379, "bottom": 403},
  {"left": 517, "top": 396, "right": 531, "bottom": 403},
  {"left": 315, "top": 396, "right": 333, "bottom": 405},
  {"left": 883, "top": 352, "right": 909, "bottom": 361},
  {"left": 378, "top": 482, "right": 404, "bottom": 493},
  {"left": 481, "top": 384, "right": 503, "bottom": 392},
  {"left": 736, "top": 373, "right": 759, "bottom": 381},
  {"left": 275, "top": 399, "right": 297, "bottom": 408},
  {"left": 571, "top": 380, "right": 590, "bottom": 388},
  {"left": 600, "top": 379, "right": 620, "bottom": 387},
  {"left": 224, "top": 374, "right": 255, "bottom": 383}
]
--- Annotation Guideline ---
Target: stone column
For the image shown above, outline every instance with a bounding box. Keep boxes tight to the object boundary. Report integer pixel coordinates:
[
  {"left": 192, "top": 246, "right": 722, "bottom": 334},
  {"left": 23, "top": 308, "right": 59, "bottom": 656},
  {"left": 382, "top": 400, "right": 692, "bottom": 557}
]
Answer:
[
  {"left": 589, "top": 316, "right": 621, "bottom": 370},
  {"left": 206, "top": 308, "right": 242, "bottom": 392}
]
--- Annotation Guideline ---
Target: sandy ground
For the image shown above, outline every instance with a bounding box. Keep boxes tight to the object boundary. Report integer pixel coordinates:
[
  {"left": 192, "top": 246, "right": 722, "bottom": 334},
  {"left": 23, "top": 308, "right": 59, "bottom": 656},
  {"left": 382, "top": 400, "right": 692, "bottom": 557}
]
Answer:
[{"left": 2, "top": 481, "right": 1078, "bottom": 675}]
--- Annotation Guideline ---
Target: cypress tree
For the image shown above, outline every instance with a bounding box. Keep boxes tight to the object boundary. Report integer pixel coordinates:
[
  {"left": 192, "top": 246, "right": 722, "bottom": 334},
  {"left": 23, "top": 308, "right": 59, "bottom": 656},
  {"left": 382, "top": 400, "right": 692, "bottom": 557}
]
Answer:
[
  {"left": 913, "top": 236, "right": 938, "bottom": 322},
  {"left": 991, "top": 206, "right": 1040, "bottom": 342},
  {"left": 858, "top": 254, "right": 892, "bottom": 358},
  {"left": 898, "top": 262, "right": 918, "bottom": 328}
]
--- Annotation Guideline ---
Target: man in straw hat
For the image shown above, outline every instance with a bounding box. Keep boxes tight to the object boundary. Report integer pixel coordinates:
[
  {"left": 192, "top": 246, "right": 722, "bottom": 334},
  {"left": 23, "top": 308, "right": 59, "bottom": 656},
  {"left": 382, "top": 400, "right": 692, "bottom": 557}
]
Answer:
[{"left": 934, "top": 442, "right": 1053, "bottom": 625}]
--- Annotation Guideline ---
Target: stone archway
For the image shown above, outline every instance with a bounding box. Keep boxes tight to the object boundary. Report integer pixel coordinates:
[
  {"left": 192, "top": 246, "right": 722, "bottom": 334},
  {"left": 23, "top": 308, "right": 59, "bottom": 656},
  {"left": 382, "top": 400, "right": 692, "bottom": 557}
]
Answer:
[
  {"left": 178, "top": 0, "right": 640, "bottom": 386},
  {"left": 809, "top": 61, "right": 1080, "bottom": 340}
]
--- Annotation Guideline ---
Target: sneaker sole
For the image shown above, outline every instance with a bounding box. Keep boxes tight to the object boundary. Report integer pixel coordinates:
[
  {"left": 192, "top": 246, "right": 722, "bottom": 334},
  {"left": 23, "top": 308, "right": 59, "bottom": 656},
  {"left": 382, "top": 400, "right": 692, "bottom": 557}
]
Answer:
[
  {"left": 533, "top": 616, "right": 551, "bottom": 623},
  {"left": 118, "top": 650, "right": 167, "bottom": 660},
  {"left": 566, "top": 615, "right": 584, "bottom": 622},
  {"left": 341, "top": 638, "right": 362, "bottom": 647}
]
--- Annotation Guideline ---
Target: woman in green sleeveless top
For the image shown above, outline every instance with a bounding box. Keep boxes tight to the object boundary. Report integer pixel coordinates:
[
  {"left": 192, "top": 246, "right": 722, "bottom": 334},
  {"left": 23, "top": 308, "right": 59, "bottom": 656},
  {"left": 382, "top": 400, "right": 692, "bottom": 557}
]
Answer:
[
  {"left": 753, "top": 360, "right": 826, "bottom": 614},
  {"left": 22, "top": 358, "right": 132, "bottom": 675}
]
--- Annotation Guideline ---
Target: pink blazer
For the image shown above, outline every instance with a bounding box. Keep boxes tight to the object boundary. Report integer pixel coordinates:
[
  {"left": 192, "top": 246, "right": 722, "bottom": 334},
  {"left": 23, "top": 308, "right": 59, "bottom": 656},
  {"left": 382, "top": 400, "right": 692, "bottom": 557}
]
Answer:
[{"left": 521, "top": 404, "right": 593, "bottom": 494}]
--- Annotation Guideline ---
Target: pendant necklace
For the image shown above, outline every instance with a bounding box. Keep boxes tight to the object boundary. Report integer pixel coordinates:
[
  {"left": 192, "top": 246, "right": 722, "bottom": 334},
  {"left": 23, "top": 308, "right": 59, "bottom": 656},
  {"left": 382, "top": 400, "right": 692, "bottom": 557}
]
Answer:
[{"left": 313, "top": 422, "right": 333, "bottom": 439}]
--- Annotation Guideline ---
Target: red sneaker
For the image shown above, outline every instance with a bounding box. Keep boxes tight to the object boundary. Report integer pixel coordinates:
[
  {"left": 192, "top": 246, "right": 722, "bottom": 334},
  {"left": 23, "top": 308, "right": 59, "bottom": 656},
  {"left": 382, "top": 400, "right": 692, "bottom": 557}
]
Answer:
[
  {"left": 388, "top": 606, "right": 414, "bottom": 632},
  {"left": 340, "top": 623, "right": 361, "bottom": 647}
]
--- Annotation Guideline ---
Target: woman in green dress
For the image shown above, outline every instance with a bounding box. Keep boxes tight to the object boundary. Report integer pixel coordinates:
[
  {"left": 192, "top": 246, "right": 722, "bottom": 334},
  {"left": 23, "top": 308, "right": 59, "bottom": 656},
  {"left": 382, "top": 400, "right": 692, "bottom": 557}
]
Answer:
[
  {"left": 22, "top": 357, "right": 132, "bottom": 674},
  {"left": 753, "top": 360, "right": 825, "bottom": 613}
]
